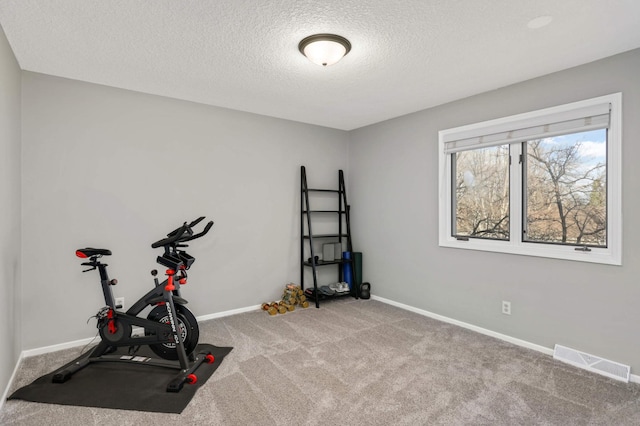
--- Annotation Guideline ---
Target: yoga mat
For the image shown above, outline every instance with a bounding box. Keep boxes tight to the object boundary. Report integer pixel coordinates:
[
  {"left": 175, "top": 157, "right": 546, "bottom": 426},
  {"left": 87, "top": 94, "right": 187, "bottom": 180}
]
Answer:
[
  {"left": 353, "top": 252, "right": 362, "bottom": 297},
  {"left": 8, "top": 343, "right": 232, "bottom": 414},
  {"left": 342, "top": 251, "right": 352, "bottom": 289}
]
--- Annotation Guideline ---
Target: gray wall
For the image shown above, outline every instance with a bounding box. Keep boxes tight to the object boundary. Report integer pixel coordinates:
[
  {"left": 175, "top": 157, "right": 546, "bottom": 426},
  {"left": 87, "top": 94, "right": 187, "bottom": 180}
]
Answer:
[
  {"left": 0, "top": 24, "right": 21, "bottom": 394},
  {"left": 348, "top": 48, "right": 640, "bottom": 372},
  {"left": 21, "top": 72, "right": 349, "bottom": 349}
]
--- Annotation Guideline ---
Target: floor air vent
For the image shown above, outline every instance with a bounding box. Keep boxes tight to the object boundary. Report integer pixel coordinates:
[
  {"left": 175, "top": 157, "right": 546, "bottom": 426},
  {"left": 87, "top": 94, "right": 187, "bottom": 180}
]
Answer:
[{"left": 553, "top": 344, "right": 630, "bottom": 382}]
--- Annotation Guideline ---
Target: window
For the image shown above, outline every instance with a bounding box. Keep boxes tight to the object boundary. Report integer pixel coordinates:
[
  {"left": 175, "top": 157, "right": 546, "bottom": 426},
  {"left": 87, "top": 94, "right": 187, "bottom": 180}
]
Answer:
[
  {"left": 523, "top": 129, "right": 607, "bottom": 247},
  {"left": 453, "top": 144, "right": 510, "bottom": 240},
  {"left": 439, "top": 93, "right": 621, "bottom": 265}
]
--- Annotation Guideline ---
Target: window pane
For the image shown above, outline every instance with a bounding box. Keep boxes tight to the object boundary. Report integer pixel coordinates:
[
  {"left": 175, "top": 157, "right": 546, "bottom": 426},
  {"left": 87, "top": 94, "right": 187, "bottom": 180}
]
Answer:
[
  {"left": 524, "top": 129, "right": 607, "bottom": 246},
  {"left": 453, "top": 145, "right": 510, "bottom": 240}
]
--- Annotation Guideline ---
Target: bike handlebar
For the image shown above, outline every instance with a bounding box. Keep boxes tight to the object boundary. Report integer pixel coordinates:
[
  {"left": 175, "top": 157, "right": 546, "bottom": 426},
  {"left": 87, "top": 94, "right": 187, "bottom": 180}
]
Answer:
[
  {"left": 151, "top": 217, "right": 214, "bottom": 249},
  {"left": 182, "top": 220, "right": 213, "bottom": 242},
  {"left": 188, "top": 216, "right": 205, "bottom": 228}
]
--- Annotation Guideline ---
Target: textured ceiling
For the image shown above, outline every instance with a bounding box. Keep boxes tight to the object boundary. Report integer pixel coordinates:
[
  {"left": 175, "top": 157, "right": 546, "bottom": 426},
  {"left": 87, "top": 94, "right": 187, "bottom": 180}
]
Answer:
[{"left": 1, "top": 0, "right": 639, "bottom": 130}]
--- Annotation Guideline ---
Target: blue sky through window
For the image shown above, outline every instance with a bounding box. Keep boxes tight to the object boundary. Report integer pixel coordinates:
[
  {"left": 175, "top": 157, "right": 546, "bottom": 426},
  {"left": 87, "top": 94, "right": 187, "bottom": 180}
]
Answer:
[{"left": 540, "top": 129, "right": 606, "bottom": 160}]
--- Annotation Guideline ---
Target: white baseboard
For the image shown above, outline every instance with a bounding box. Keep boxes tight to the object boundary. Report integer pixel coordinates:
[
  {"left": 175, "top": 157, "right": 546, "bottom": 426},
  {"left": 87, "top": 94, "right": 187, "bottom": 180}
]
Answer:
[
  {"left": 197, "top": 304, "right": 261, "bottom": 322},
  {"left": 371, "top": 295, "right": 640, "bottom": 384},
  {"left": 22, "top": 336, "right": 98, "bottom": 358}
]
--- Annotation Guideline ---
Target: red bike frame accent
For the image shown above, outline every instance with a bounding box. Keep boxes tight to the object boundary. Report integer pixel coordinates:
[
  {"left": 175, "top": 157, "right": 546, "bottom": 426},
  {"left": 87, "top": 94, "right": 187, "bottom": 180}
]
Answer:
[
  {"left": 107, "top": 308, "right": 117, "bottom": 334},
  {"left": 165, "top": 269, "right": 175, "bottom": 291}
]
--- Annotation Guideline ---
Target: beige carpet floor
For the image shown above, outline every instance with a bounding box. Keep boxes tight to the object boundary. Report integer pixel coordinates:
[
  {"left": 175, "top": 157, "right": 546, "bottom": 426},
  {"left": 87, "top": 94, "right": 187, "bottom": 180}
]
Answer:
[{"left": 2, "top": 298, "right": 640, "bottom": 425}]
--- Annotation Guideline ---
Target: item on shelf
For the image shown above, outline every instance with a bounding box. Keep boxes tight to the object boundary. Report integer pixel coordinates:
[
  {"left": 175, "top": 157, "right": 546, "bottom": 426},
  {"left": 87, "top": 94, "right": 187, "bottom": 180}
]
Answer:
[
  {"left": 333, "top": 242, "right": 343, "bottom": 260},
  {"left": 323, "top": 244, "right": 335, "bottom": 262},
  {"left": 342, "top": 251, "right": 353, "bottom": 290},
  {"left": 319, "top": 285, "right": 335, "bottom": 296},
  {"left": 329, "top": 282, "right": 349, "bottom": 293}
]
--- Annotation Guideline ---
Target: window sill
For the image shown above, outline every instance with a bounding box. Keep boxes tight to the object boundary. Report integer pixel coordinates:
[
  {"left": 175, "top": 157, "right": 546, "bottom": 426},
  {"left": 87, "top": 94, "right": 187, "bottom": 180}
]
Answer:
[{"left": 439, "top": 236, "right": 621, "bottom": 266}]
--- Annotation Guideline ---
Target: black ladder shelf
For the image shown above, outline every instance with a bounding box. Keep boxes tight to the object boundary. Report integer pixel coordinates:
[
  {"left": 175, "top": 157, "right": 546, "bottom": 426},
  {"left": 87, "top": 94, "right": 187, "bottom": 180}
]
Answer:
[{"left": 300, "top": 166, "right": 354, "bottom": 308}]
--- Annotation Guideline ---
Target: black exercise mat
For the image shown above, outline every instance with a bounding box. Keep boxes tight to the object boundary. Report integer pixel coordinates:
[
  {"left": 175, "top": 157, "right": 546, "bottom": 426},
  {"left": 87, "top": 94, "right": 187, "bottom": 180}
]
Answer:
[{"left": 8, "top": 343, "right": 232, "bottom": 414}]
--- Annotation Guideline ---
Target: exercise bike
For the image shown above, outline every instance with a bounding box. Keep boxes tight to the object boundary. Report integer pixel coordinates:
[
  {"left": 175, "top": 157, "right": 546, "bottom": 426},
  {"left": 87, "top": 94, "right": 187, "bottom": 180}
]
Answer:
[{"left": 51, "top": 217, "right": 214, "bottom": 392}]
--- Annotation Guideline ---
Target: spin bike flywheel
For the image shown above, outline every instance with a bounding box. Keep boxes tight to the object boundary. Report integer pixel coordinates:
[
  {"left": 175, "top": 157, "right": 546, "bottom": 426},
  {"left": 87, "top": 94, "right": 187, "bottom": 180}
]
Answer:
[{"left": 146, "top": 304, "right": 199, "bottom": 360}]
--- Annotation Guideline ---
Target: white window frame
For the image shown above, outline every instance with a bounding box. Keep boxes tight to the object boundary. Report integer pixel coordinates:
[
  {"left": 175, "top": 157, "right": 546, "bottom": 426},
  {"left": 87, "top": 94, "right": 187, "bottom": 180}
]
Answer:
[{"left": 438, "top": 93, "right": 622, "bottom": 265}]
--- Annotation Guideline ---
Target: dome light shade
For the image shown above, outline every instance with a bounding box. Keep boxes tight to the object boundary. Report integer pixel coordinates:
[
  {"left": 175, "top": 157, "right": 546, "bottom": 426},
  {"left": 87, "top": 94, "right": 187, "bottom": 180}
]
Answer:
[{"left": 299, "top": 34, "right": 351, "bottom": 66}]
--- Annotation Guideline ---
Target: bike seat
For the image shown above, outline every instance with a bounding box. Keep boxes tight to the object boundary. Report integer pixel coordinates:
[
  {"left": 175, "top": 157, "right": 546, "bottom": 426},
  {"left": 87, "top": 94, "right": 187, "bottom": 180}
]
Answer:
[{"left": 76, "top": 248, "right": 112, "bottom": 258}]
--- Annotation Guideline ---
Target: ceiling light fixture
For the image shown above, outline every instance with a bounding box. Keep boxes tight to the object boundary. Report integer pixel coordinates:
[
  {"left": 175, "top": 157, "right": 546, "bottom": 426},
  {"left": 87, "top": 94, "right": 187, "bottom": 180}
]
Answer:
[{"left": 298, "top": 34, "right": 351, "bottom": 66}]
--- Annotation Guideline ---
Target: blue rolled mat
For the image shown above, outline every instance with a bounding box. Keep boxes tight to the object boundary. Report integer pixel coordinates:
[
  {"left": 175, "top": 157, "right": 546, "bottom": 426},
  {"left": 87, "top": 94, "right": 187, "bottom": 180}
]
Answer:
[{"left": 342, "top": 251, "right": 352, "bottom": 289}]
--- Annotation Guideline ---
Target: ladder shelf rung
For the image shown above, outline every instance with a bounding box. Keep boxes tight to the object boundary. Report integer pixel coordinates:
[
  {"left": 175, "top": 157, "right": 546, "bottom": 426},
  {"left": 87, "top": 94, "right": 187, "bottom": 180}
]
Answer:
[
  {"left": 303, "top": 210, "right": 344, "bottom": 214},
  {"left": 303, "top": 259, "right": 351, "bottom": 267},
  {"left": 305, "top": 189, "right": 340, "bottom": 193},
  {"left": 303, "top": 234, "right": 348, "bottom": 239}
]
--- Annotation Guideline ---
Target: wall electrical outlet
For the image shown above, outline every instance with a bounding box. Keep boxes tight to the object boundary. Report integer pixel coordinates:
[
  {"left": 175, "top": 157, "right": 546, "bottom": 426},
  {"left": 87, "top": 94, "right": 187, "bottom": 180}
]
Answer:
[
  {"left": 502, "top": 300, "right": 511, "bottom": 315},
  {"left": 115, "top": 297, "right": 125, "bottom": 310}
]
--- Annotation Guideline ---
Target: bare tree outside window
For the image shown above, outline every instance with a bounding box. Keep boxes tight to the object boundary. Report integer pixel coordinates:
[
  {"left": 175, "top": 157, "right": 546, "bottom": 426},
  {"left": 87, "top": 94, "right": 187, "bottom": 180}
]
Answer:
[
  {"left": 524, "top": 130, "right": 607, "bottom": 246},
  {"left": 453, "top": 145, "right": 510, "bottom": 240}
]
